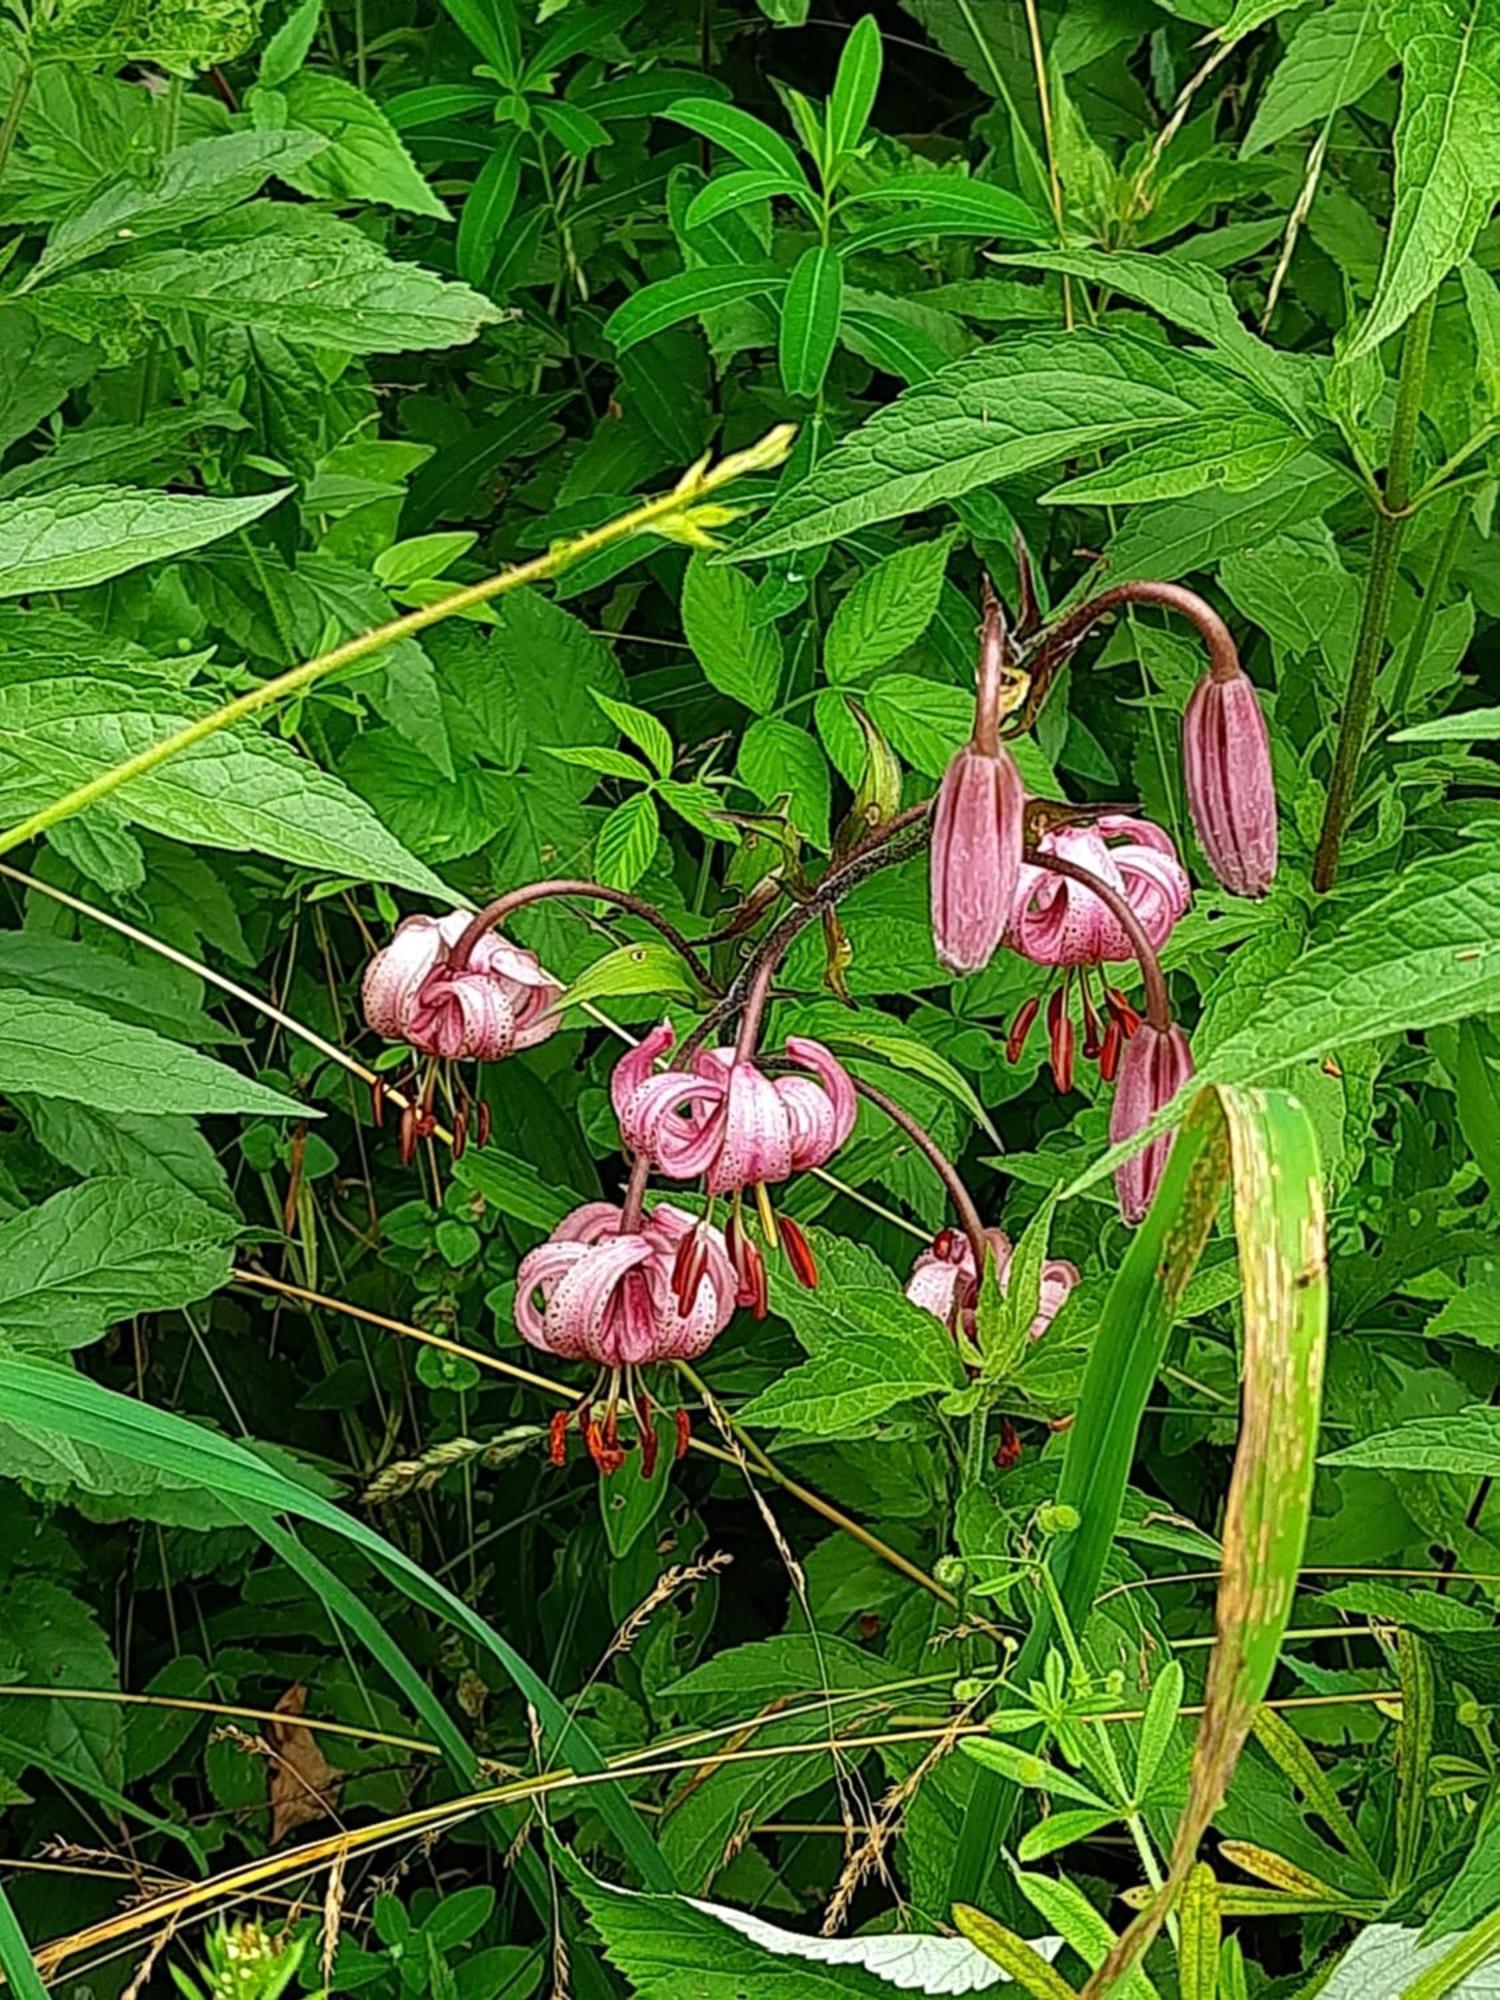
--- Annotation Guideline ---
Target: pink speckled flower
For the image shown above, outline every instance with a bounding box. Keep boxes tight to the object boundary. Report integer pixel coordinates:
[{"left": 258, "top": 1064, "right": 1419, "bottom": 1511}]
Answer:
[
  {"left": 1110, "top": 1021, "right": 1195, "bottom": 1225},
  {"left": 905, "top": 1226, "right": 1079, "bottom": 1352},
  {"left": 1010, "top": 817, "right": 1190, "bottom": 968},
  {"left": 362, "top": 911, "right": 561, "bottom": 1062},
  {"left": 1183, "top": 670, "right": 1278, "bottom": 899},
  {"left": 610, "top": 1022, "right": 857, "bottom": 1196}
]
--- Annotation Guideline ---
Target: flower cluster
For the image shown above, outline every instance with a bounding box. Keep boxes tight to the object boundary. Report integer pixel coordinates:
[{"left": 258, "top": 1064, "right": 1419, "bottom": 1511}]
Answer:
[{"left": 356, "top": 571, "right": 1277, "bottom": 1479}]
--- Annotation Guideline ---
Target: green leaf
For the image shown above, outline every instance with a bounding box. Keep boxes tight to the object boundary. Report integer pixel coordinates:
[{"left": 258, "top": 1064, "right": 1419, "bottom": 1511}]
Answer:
[
  {"left": 456, "top": 130, "right": 526, "bottom": 286},
  {"left": 732, "top": 329, "right": 1260, "bottom": 560},
  {"left": 592, "top": 689, "right": 674, "bottom": 778},
  {"left": 269, "top": 72, "right": 449, "bottom": 218},
  {"left": 30, "top": 131, "right": 328, "bottom": 283},
  {"left": 827, "top": 15, "right": 882, "bottom": 158},
  {"left": 1135, "top": 1658, "right": 1184, "bottom": 1801},
  {"left": 440, "top": 0, "right": 521, "bottom": 81},
  {"left": 950, "top": 1907, "right": 1075, "bottom": 2000},
  {"left": 0, "top": 993, "right": 304, "bottom": 1118},
  {"left": 737, "top": 1285, "right": 964, "bottom": 1433},
  {"left": 0, "top": 1881, "right": 47, "bottom": 2000},
  {"left": 595, "top": 790, "right": 660, "bottom": 890},
  {"left": 824, "top": 535, "right": 955, "bottom": 682},
  {"left": 681, "top": 554, "right": 782, "bottom": 711},
  {"left": 30, "top": 0, "right": 259, "bottom": 65},
  {"left": 1392, "top": 704, "right": 1500, "bottom": 740},
  {"left": 603, "top": 263, "right": 788, "bottom": 354},
  {"left": 684, "top": 169, "right": 810, "bottom": 229},
  {"left": 1323, "top": 1405, "right": 1500, "bottom": 1475},
  {"left": 962, "top": 1738, "right": 1113, "bottom": 1808},
  {"left": 0, "top": 404, "right": 247, "bottom": 501},
  {"left": 1346, "top": 0, "right": 1500, "bottom": 359},
  {"left": 662, "top": 96, "right": 808, "bottom": 185},
  {"left": 561, "top": 940, "right": 704, "bottom": 1012},
  {"left": 0, "top": 680, "right": 454, "bottom": 899},
  {"left": 737, "top": 717, "right": 831, "bottom": 848},
  {"left": 258, "top": 0, "right": 320, "bottom": 86},
  {"left": 1097, "top": 454, "right": 1346, "bottom": 585},
  {"left": 1043, "top": 413, "right": 1306, "bottom": 506},
  {"left": 38, "top": 233, "right": 502, "bottom": 356},
  {"left": 0, "top": 485, "right": 285, "bottom": 598},
  {"left": 779, "top": 244, "right": 844, "bottom": 399},
  {"left": 0, "top": 1178, "right": 233, "bottom": 1354},
  {"left": 846, "top": 171, "right": 1047, "bottom": 244},
  {"left": 1242, "top": 0, "right": 1394, "bottom": 156}
]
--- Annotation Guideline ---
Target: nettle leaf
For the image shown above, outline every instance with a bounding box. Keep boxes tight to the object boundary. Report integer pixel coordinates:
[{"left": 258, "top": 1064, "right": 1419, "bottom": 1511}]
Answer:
[
  {"left": 0, "top": 1178, "right": 235, "bottom": 1354},
  {"left": 1347, "top": 0, "right": 1500, "bottom": 359},
  {"left": 824, "top": 534, "right": 956, "bottom": 682},
  {"left": 0, "top": 994, "right": 304, "bottom": 1118},
  {"left": 1324, "top": 1406, "right": 1500, "bottom": 1476},
  {"left": 681, "top": 554, "right": 782, "bottom": 711},
  {"left": 737, "top": 1284, "right": 964, "bottom": 1434},
  {"left": 737, "top": 718, "right": 831, "bottom": 849},
  {"left": 268, "top": 73, "right": 451, "bottom": 218},
  {"left": 1241, "top": 0, "right": 1395, "bottom": 156},
  {"left": 733, "top": 329, "right": 1262, "bottom": 559},
  {"left": 1043, "top": 413, "right": 1306, "bottom": 506},
  {"left": 0, "top": 678, "right": 453, "bottom": 899},
  {"left": 0, "top": 485, "right": 287, "bottom": 597}
]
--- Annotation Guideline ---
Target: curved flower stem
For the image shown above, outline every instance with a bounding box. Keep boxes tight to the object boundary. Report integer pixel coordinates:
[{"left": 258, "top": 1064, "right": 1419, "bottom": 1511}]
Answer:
[
  {"left": 1011, "top": 579, "right": 1241, "bottom": 738},
  {"left": 972, "top": 579, "right": 1011, "bottom": 757},
  {"left": 1032, "top": 849, "right": 1171, "bottom": 1032},
  {"left": 618, "top": 1150, "right": 651, "bottom": 1233},
  {"left": 448, "top": 879, "right": 719, "bottom": 995},
  {"left": 683, "top": 803, "right": 934, "bottom": 1060},
  {"left": 846, "top": 1075, "right": 988, "bottom": 1278}
]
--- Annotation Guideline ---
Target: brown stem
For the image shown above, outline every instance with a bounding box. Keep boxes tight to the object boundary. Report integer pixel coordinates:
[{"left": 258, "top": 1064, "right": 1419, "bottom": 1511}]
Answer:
[
  {"left": 1010, "top": 579, "right": 1242, "bottom": 738},
  {"left": 683, "top": 804, "right": 934, "bottom": 1060},
  {"left": 1032, "top": 850, "right": 1171, "bottom": 1032},
  {"left": 847, "top": 1075, "right": 988, "bottom": 1277},
  {"left": 618, "top": 1150, "right": 652, "bottom": 1233},
  {"left": 448, "top": 880, "right": 719, "bottom": 994}
]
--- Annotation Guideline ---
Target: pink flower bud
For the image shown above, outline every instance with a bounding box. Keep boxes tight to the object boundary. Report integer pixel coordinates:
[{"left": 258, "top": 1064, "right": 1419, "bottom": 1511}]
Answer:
[
  {"left": 1110, "top": 1022, "right": 1195, "bottom": 1225},
  {"left": 930, "top": 743, "right": 1025, "bottom": 974},
  {"left": 1183, "top": 672, "right": 1277, "bottom": 899}
]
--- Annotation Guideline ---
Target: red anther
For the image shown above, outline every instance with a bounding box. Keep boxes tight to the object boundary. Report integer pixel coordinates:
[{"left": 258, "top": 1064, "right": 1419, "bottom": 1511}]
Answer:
[
  {"left": 398, "top": 1102, "right": 418, "bottom": 1165},
  {"left": 671, "top": 1226, "right": 710, "bottom": 1317},
  {"left": 1006, "top": 994, "right": 1041, "bottom": 1065},
  {"left": 740, "top": 1238, "right": 768, "bottom": 1319},
  {"left": 370, "top": 1076, "right": 386, "bottom": 1127},
  {"left": 779, "top": 1215, "right": 818, "bottom": 1290},
  {"left": 1106, "top": 987, "right": 1141, "bottom": 1038},
  {"left": 452, "top": 1105, "right": 469, "bottom": 1161},
  {"left": 994, "top": 1417, "right": 1023, "bottom": 1471},
  {"left": 1099, "top": 1014, "right": 1123, "bottom": 1083},
  {"left": 1080, "top": 980, "right": 1102, "bottom": 1061},
  {"left": 675, "top": 1407, "right": 692, "bottom": 1460},
  {"left": 1047, "top": 988, "right": 1075, "bottom": 1094},
  {"left": 475, "top": 1100, "right": 492, "bottom": 1148},
  {"left": 1049, "top": 1412, "right": 1075, "bottom": 1434},
  {"left": 586, "top": 1418, "right": 625, "bottom": 1477},
  {"left": 637, "top": 1398, "right": 659, "bottom": 1480},
  {"left": 548, "top": 1409, "right": 569, "bottom": 1467},
  {"left": 932, "top": 1226, "right": 959, "bottom": 1260}
]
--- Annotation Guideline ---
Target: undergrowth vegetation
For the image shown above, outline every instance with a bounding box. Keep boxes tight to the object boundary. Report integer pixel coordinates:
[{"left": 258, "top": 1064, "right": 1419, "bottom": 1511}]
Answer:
[{"left": 0, "top": 0, "right": 1498, "bottom": 1994}]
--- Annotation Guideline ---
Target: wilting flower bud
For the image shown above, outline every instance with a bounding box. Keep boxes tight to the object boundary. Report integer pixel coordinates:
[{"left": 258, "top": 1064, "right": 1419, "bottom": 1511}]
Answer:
[
  {"left": 1183, "top": 671, "right": 1277, "bottom": 899},
  {"left": 905, "top": 1225, "right": 1078, "bottom": 1351},
  {"left": 1110, "top": 1022, "right": 1195, "bottom": 1225},
  {"left": 930, "top": 743, "right": 1025, "bottom": 974}
]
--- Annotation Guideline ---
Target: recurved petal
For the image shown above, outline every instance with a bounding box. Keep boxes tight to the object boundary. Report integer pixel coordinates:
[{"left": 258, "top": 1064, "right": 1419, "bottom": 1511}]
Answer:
[
  {"left": 362, "top": 915, "right": 448, "bottom": 1038},
  {"left": 542, "top": 1233, "right": 654, "bottom": 1362},
  {"left": 782, "top": 1036, "right": 858, "bottom": 1159},
  {"left": 514, "top": 1238, "right": 591, "bottom": 1350},
  {"left": 708, "top": 1062, "right": 793, "bottom": 1193}
]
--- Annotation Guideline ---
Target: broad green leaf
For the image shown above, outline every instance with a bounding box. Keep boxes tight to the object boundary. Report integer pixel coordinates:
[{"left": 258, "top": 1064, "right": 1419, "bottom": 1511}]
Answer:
[
  {"left": 1456, "top": 1019, "right": 1500, "bottom": 1187},
  {"left": 779, "top": 244, "right": 844, "bottom": 399},
  {"left": 0, "top": 993, "right": 303, "bottom": 1118},
  {"left": 30, "top": 131, "right": 327, "bottom": 283},
  {"left": 592, "top": 689, "right": 673, "bottom": 778},
  {"left": 681, "top": 554, "right": 782, "bottom": 711},
  {"left": 733, "top": 329, "right": 1260, "bottom": 560},
  {"left": 25, "top": 1100, "right": 235, "bottom": 1215},
  {"left": 603, "top": 263, "right": 787, "bottom": 354},
  {"left": 258, "top": 0, "right": 320, "bottom": 85},
  {"left": 1392, "top": 705, "right": 1500, "bottom": 740},
  {"left": 1015, "top": 1808, "right": 1121, "bottom": 1865},
  {"left": 1319, "top": 1921, "right": 1500, "bottom": 1997},
  {"left": 1461, "top": 260, "right": 1500, "bottom": 407},
  {"left": 440, "top": 0, "right": 521, "bottom": 80},
  {"left": 0, "top": 679, "right": 453, "bottom": 899},
  {"left": 662, "top": 97, "right": 807, "bottom": 185},
  {"left": 0, "top": 933, "right": 226, "bottom": 1044},
  {"left": 0, "top": 1178, "right": 234, "bottom": 1353},
  {"left": 1346, "top": 0, "right": 1500, "bottom": 360},
  {"left": 1043, "top": 414, "right": 1305, "bottom": 506},
  {"left": 269, "top": 72, "right": 449, "bottom": 218},
  {"left": 561, "top": 940, "right": 703, "bottom": 1012},
  {"left": 737, "top": 1285, "right": 964, "bottom": 1433},
  {"left": 0, "top": 312, "right": 96, "bottom": 458},
  {"left": 455, "top": 1148, "right": 580, "bottom": 1233},
  {"left": 0, "top": 404, "right": 246, "bottom": 500},
  {"left": 1323, "top": 1405, "right": 1500, "bottom": 1474},
  {"left": 1424, "top": 1814, "right": 1500, "bottom": 1942},
  {"left": 824, "top": 535, "right": 955, "bottom": 682},
  {"left": 30, "top": 0, "right": 259, "bottom": 64},
  {"left": 827, "top": 15, "right": 882, "bottom": 158},
  {"left": 737, "top": 716, "right": 831, "bottom": 848},
  {"left": 594, "top": 790, "right": 660, "bottom": 890},
  {"left": 1096, "top": 456, "right": 1351, "bottom": 585},
  {"left": 1135, "top": 1658, "right": 1184, "bottom": 1801},
  {"left": 1242, "top": 0, "right": 1394, "bottom": 155},
  {"left": 0, "top": 485, "right": 286, "bottom": 597},
  {"left": 38, "top": 235, "right": 502, "bottom": 356}
]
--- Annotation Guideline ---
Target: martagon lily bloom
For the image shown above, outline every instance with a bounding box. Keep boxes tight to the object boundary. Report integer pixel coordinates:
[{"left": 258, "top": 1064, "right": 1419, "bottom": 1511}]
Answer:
[
  {"left": 1110, "top": 1021, "right": 1195, "bottom": 1225},
  {"left": 906, "top": 1226, "right": 1079, "bottom": 1354},
  {"left": 516, "top": 1199, "right": 737, "bottom": 1475},
  {"left": 1006, "top": 815, "right": 1190, "bottom": 1092},
  {"left": 1183, "top": 668, "right": 1278, "bottom": 899},
  {"left": 362, "top": 910, "right": 562, "bottom": 1157}
]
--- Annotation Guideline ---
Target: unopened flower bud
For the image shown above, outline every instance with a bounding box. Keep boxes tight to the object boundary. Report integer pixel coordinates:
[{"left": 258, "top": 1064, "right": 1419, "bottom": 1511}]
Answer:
[
  {"left": 1110, "top": 1021, "right": 1195, "bottom": 1225},
  {"left": 1183, "top": 670, "right": 1278, "bottom": 899},
  {"left": 1036, "top": 1503, "right": 1080, "bottom": 1537},
  {"left": 930, "top": 742, "right": 1025, "bottom": 974},
  {"left": 933, "top": 1555, "right": 969, "bottom": 1589}
]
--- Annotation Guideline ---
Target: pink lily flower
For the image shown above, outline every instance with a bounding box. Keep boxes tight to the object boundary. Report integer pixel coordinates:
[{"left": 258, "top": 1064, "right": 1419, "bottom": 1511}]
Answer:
[
  {"left": 905, "top": 1226, "right": 1079, "bottom": 1352},
  {"left": 1183, "top": 670, "right": 1278, "bottom": 899},
  {"left": 1010, "top": 816, "right": 1190, "bottom": 967},
  {"left": 1110, "top": 1021, "right": 1195, "bottom": 1225},
  {"left": 362, "top": 911, "right": 561, "bottom": 1062},
  {"left": 610, "top": 1022, "right": 857, "bottom": 1196}
]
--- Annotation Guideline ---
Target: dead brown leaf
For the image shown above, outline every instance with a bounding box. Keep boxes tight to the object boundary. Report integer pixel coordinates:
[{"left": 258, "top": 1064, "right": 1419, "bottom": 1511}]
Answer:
[{"left": 265, "top": 1684, "right": 343, "bottom": 1845}]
